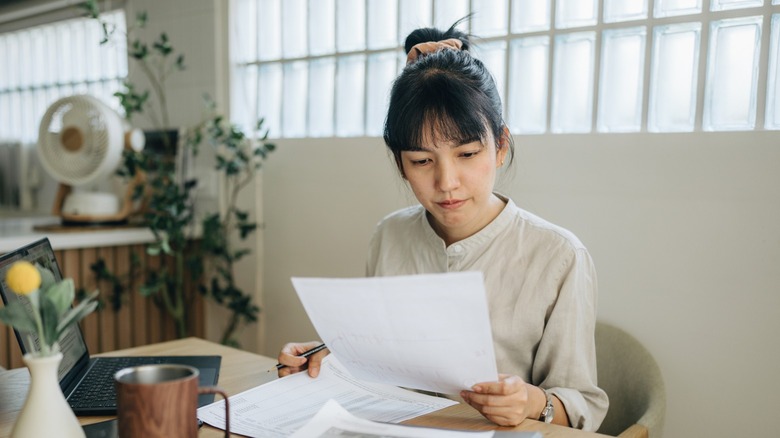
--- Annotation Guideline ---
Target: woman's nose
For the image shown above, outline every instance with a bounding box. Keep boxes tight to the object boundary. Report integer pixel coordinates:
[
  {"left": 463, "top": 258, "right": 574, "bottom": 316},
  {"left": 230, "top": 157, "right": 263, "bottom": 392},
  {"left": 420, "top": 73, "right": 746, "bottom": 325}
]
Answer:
[{"left": 435, "top": 161, "right": 460, "bottom": 192}]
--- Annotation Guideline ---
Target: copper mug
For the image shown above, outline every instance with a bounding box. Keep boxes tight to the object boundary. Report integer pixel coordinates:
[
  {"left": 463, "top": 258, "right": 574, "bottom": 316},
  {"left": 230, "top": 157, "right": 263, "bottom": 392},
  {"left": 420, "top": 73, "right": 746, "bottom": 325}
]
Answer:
[{"left": 114, "top": 364, "right": 230, "bottom": 438}]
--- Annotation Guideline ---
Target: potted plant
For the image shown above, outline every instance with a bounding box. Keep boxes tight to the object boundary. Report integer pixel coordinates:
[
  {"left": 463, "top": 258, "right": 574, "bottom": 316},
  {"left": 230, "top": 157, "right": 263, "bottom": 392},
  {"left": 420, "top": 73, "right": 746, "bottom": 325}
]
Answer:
[
  {"left": 82, "top": 1, "right": 274, "bottom": 346},
  {"left": 0, "top": 261, "right": 99, "bottom": 437}
]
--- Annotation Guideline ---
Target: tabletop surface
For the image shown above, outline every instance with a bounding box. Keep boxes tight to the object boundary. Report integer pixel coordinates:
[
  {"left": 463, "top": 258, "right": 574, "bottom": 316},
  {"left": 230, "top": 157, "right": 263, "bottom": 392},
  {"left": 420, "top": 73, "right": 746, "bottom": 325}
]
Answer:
[{"left": 0, "top": 337, "right": 610, "bottom": 437}]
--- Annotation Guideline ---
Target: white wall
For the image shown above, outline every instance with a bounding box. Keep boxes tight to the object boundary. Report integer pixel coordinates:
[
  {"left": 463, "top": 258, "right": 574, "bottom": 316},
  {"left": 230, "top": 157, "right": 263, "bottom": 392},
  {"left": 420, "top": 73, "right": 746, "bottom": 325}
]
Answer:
[{"left": 261, "top": 133, "right": 780, "bottom": 438}]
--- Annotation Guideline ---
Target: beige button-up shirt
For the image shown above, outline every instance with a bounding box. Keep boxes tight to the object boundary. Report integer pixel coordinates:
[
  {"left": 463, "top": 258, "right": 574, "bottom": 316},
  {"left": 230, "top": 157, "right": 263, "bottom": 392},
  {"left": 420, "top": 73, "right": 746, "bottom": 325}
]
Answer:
[{"left": 366, "top": 196, "right": 608, "bottom": 431}]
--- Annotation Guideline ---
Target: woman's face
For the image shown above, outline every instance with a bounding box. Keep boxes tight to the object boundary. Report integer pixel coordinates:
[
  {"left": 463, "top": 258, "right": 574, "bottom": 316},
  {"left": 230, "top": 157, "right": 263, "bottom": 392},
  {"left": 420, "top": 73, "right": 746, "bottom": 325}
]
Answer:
[{"left": 400, "top": 128, "right": 508, "bottom": 245}]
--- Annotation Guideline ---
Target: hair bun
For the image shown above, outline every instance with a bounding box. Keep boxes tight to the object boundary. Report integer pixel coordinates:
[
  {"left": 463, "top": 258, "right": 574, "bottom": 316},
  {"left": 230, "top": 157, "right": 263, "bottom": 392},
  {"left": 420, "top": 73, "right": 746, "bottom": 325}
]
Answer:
[
  {"left": 406, "top": 38, "right": 463, "bottom": 64},
  {"left": 403, "top": 20, "right": 471, "bottom": 55}
]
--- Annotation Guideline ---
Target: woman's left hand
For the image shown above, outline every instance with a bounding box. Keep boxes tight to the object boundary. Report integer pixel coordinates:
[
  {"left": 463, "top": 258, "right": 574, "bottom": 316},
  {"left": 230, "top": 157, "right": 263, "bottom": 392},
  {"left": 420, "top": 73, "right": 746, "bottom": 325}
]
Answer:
[{"left": 460, "top": 374, "right": 538, "bottom": 427}]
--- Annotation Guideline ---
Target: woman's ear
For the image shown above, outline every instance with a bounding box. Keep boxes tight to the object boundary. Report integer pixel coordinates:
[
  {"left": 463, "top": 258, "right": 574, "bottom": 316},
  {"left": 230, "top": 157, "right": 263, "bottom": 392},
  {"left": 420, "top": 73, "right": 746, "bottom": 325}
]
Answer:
[{"left": 496, "top": 126, "right": 510, "bottom": 167}]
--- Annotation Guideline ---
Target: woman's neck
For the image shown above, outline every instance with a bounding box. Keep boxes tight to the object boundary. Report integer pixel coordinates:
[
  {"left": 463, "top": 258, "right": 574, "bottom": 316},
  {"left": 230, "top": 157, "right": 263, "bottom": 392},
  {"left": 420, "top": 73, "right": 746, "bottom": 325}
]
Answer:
[{"left": 429, "top": 194, "right": 507, "bottom": 247}]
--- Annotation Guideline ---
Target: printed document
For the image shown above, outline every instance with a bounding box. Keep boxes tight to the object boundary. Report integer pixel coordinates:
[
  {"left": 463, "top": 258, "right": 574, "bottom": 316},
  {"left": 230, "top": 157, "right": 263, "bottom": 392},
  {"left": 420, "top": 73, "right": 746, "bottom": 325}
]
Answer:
[
  {"left": 197, "top": 356, "right": 457, "bottom": 438},
  {"left": 292, "top": 400, "right": 544, "bottom": 438},
  {"left": 291, "top": 399, "right": 491, "bottom": 437},
  {"left": 291, "top": 272, "right": 498, "bottom": 394}
]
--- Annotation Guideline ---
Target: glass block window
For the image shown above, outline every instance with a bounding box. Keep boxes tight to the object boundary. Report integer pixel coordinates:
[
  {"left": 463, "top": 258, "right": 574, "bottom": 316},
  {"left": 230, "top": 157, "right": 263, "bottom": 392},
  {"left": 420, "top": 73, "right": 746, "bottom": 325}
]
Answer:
[
  {"left": 230, "top": 0, "right": 780, "bottom": 138},
  {"left": 766, "top": 14, "right": 780, "bottom": 129},
  {"left": 603, "top": 0, "right": 648, "bottom": 23},
  {"left": 0, "top": 10, "right": 127, "bottom": 144},
  {"left": 508, "top": 37, "right": 549, "bottom": 133},
  {"left": 649, "top": 23, "right": 702, "bottom": 132},
  {"left": 710, "top": 0, "right": 764, "bottom": 12},
  {"left": 551, "top": 32, "right": 596, "bottom": 133},
  {"left": 555, "top": 0, "right": 599, "bottom": 29},
  {"left": 512, "top": 0, "right": 551, "bottom": 32},
  {"left": 703, "top": 16, "right": 763, "bottom": 130},
  {"left": 655, "top": 0, "right": 703, "bottom": 18},
  {"left": 598, "top": 27, "right": 647, "bottom": 132}
]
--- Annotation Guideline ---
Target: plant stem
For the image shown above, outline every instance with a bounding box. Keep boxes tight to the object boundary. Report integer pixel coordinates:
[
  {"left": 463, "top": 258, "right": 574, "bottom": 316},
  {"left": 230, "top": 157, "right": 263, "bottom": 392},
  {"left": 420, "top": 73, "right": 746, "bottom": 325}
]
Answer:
[
  {"left": 138, "top": 60, "right": 169, "bottom": 128},
  {"left": 174, "top": 251, "right": 186, "bottom": 337},
  {"left": 28, "top": 293, "right": 50, "bottom": 356}
]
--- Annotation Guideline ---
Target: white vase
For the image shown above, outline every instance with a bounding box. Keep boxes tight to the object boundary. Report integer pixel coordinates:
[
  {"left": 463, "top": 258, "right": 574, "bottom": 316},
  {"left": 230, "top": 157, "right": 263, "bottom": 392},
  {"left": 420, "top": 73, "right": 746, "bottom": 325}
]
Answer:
[{"left": 11, "top": 352, "right": 85, "bottom": 438}]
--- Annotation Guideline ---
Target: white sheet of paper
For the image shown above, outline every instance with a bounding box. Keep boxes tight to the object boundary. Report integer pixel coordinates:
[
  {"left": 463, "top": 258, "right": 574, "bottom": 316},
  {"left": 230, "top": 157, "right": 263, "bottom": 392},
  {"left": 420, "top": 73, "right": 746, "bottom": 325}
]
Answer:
[
  {"left": 197, "top": 356, "right": 457, "bottom": 438},
  {"left": 290, "top": 399, "right": 495, "bottom": 438},
  {"left": 291, "top": 271, "right": 498, "bottom": 394}
]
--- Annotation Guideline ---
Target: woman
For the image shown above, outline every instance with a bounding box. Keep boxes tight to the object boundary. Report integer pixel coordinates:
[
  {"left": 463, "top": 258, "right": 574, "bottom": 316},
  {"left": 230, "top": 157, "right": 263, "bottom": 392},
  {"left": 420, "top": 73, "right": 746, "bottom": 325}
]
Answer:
[{"left": 278, "top": 22, "right": 608, "bottom": 431}]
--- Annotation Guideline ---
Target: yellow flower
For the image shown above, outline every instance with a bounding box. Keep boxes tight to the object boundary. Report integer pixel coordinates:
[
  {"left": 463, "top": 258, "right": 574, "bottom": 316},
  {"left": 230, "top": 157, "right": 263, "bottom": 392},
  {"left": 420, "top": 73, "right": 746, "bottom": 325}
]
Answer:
[{"left": 5, "top": 261, "right": 41, "bottom": 295}]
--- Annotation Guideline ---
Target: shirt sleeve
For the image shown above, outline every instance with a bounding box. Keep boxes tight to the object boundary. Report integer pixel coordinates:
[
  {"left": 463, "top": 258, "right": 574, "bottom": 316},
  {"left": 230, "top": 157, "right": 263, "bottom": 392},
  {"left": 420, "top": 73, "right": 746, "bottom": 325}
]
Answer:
[
  {"left": 365, "top": 224, "right": 381, "bottom": 277},
  {"left": 532, "top": 247, "right": 609, "bottom": 431}
]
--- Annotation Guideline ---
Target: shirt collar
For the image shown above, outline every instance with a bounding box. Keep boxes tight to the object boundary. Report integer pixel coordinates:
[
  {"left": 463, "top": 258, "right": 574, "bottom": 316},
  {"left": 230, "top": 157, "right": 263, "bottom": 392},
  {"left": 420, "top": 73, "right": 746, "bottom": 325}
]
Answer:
[{"left": 418, "top": 193, "right": 516, "bottom": 255}]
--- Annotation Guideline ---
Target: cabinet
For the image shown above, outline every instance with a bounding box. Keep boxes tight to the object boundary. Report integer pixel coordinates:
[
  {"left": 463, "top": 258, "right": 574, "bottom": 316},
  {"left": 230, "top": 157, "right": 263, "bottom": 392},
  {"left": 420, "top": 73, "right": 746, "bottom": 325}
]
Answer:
[{"left": 0, "top": 222, "right": 205, "bottom": 369}]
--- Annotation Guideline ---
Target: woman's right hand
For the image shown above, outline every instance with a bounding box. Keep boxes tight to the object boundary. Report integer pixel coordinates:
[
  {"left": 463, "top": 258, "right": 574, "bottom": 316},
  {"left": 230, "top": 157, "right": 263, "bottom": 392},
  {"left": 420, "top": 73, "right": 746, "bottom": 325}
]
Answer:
[{"left": 277, "top": 341, "right": 330, "bottom": 378}]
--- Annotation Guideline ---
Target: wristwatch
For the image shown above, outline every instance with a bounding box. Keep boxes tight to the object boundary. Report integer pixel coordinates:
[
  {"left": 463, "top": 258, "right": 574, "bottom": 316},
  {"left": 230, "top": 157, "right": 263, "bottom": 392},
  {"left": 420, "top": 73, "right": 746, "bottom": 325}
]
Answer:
[{"left": 539, "top": 389, "right": 554, "bottom": 424}]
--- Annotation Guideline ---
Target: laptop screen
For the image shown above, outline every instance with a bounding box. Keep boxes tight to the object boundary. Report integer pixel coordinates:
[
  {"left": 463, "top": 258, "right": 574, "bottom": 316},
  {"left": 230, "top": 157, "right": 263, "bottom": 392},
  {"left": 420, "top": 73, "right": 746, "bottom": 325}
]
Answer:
[{"left": 0, "top": 238, "right": 89, "bottom": 380}]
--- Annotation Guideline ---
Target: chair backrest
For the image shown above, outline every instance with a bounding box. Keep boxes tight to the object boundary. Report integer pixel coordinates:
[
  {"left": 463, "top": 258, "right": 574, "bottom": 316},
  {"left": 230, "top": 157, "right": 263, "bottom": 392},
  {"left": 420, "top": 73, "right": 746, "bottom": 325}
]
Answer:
[{"left": 595, "top": 321, "right": 666, "bottom": 438}]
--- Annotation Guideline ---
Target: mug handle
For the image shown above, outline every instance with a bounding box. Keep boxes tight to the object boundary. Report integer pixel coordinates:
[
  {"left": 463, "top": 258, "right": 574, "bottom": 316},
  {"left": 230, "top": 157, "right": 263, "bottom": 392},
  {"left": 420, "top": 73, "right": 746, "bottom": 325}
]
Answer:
[{"left": 198, "top": 386, "right": 230, "bottom": 438}]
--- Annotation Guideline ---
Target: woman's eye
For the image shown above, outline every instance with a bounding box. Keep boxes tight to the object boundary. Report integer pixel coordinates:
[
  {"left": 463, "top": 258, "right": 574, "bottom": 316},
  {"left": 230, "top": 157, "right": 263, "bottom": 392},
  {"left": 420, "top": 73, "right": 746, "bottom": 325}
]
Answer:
[
  {"left": 461, "top": 150, "right": 480, "bottom": 158},
  {"left": 411, "top": 158, "right": 431, "bottom": 165}
]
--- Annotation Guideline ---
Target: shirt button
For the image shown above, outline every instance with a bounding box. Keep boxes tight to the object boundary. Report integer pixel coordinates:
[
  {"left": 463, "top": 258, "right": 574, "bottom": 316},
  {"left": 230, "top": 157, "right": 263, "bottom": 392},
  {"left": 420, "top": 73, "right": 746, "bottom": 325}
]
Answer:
[{"left": 451, "top": 244, "right": 463, "bottom": 253}]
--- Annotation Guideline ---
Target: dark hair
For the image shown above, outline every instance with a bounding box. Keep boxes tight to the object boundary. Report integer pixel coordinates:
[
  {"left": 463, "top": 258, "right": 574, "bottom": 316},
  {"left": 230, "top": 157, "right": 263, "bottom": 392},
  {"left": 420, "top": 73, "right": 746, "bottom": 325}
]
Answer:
[{"left": 383, "top": 19, "right": 513, "bottom": 173}]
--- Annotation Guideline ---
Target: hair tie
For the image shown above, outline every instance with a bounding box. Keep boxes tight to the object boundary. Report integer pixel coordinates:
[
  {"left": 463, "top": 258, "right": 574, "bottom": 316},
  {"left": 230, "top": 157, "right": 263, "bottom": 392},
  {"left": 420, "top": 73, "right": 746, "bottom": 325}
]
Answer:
[{"left": 406, "top": 38, "right": 463, "bottom": 65}]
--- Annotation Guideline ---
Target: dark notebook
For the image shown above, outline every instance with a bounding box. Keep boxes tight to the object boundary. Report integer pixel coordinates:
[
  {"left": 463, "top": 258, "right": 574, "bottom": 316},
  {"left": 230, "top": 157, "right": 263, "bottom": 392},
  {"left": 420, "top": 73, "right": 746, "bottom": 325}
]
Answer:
[{"left": 0, "top": 238, "right": 221, "bottom": 415}]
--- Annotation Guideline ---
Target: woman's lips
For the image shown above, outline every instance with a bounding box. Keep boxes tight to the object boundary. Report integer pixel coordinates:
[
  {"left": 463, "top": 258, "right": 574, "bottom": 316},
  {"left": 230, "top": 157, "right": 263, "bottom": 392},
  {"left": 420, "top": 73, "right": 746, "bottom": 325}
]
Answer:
[{"left": 437, "top": 199, "right": 465, "bottom": 209}]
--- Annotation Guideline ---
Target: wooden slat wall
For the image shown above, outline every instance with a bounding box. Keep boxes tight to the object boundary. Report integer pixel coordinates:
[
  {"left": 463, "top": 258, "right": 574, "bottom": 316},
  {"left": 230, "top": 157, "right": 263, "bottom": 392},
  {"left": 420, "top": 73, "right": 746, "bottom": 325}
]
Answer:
[{"left": 0, "top": 244, "right": 205, "bottom": 369}]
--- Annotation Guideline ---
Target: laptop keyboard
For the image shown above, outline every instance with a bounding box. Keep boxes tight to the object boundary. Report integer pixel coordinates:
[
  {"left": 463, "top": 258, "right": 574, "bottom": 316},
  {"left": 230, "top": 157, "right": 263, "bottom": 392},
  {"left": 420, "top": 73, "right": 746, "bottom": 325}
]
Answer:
[{"left": 68, "top": 357, "right": 165, "bottom": 409}]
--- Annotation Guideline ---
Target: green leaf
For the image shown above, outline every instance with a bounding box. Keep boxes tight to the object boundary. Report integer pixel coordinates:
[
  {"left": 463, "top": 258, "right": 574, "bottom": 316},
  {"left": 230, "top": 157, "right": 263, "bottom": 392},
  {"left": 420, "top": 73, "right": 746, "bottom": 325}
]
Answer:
[
  {"left": 0, "top": 301, "right": 38, "bottom": 334},
  {"left": 130, "top": 40, "right": 149, "bottom": 60},
  {"left": 139, "top": 282, "right": 161, "bottom": 297},
  {"left": 40, "top": 294, "right": 60, "bottom": 346},
  {"left": 136, "top": 11, "right": 148, "bottom": 27},
  {"left": 80, "top": 0, "right": 100, "bottom": 18},
  {"left": 233, "top": 249, "right": 250, "bottom": 261},
  {"left": 43, "top": 278, "right": 75, "bottom": 316},
  {"left": 56, "top": 296, "right": 99, "bottom": 341},
  {"left": 239, "top": 223, "right": 257, "bottom": 239},
  {"left": 37, "top": 264, "right": 56, "bottom": 290}
]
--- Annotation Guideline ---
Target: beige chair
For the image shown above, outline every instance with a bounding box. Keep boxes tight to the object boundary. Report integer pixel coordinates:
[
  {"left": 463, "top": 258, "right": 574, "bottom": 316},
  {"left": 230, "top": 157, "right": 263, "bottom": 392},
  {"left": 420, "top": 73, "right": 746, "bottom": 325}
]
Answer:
[{"left": 595, "top": 321, "right": 666, "bottom": 438}]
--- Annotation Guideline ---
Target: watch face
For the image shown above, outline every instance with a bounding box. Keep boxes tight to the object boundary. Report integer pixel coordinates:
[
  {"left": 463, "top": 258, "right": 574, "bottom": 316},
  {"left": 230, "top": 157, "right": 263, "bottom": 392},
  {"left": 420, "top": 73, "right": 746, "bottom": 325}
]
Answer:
[
  {"left": 541, "top": 406, "right": 553, "bottom": 423},
  {"left": 540, "top": 391, "right": 554, "bottom": 423}
]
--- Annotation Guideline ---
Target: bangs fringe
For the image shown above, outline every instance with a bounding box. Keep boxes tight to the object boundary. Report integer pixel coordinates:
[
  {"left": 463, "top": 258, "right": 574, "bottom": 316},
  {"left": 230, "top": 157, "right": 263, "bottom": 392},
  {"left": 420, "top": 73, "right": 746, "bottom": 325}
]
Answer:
[{"left": 387, "top": 68, "right": 491, "bottom": 151}]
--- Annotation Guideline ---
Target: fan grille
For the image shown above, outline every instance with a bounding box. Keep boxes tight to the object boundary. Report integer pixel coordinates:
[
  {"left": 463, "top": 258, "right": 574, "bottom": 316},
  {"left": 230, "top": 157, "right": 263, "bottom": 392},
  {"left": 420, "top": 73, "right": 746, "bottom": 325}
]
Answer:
[{"left": 37, "top": 95, "right": 123, "bottom": 186}]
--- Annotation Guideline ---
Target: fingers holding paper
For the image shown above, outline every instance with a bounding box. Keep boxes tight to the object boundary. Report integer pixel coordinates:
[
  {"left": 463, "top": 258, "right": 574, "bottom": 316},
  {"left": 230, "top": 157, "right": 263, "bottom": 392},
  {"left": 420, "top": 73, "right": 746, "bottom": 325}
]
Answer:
[
  {"left": 459, "top": 374, "right": 538, "bottom": 427},
  {"left": 277, "top": 341, "right": 330, "bottom": 378}
]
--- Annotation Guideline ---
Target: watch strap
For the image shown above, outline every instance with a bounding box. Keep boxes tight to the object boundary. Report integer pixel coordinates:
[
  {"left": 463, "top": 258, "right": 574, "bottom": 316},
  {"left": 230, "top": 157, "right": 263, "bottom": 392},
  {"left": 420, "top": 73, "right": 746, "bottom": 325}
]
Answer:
[{"left": 539, "top": 389, "right": 554, "bottom": 424}]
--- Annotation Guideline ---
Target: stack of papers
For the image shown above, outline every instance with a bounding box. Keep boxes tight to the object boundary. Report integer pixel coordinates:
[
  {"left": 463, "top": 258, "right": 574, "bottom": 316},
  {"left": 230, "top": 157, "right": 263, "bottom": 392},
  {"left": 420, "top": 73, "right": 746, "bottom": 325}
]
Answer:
[
  {"left": 197, "top": 356, "right": 457, "bottom": 437},
  {"left": 199, "top": 272, "right": 502, "bottom": 437},
  {"left": 291, "top": 399, "right": 543, "bottom": 438}
]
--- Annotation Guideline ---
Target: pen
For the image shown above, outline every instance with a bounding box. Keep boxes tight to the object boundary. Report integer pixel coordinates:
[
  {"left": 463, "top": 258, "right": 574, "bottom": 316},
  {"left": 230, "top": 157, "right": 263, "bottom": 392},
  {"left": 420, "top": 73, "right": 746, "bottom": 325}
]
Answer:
[{"left": 272, "top": 343, "right": 328, "bottom": 371}]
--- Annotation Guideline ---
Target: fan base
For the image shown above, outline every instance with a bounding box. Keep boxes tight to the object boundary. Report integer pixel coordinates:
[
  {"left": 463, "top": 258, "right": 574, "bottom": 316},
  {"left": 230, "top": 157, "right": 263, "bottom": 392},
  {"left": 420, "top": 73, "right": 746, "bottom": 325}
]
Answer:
[
  {"left": 62, "top": 191, "right": 120, "bottom": 217},
  {"left": 52, "top": 176, "right": 144, "bottom": 226}
]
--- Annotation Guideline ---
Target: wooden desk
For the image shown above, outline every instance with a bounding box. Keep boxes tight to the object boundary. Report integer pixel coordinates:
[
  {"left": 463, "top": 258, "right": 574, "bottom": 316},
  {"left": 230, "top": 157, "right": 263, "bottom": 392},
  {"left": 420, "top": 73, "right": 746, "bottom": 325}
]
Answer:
[{"left": 0, "top": 338, "right": 609, "bottom": 437}]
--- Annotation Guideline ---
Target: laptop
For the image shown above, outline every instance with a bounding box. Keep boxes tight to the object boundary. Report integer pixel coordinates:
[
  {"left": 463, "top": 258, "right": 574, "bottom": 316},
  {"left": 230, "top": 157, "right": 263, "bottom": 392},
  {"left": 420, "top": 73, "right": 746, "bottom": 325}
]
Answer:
[{"left": 0, "top": 237, "right": 222, "bottom": 416}]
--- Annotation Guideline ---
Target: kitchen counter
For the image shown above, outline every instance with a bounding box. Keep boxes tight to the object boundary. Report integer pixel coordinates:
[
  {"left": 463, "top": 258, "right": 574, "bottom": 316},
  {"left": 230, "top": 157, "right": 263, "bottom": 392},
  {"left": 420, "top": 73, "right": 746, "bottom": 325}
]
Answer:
[{"left": 0, "top": 216, "right": 155, "bottom": 253}]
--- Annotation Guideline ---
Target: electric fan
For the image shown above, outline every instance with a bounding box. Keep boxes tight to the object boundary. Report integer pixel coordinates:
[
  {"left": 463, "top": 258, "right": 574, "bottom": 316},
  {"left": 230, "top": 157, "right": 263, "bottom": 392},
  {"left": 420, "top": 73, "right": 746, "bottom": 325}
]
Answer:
[{"left": 37, "top": 94, "right": 145, "bottom": 224}]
